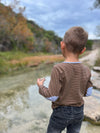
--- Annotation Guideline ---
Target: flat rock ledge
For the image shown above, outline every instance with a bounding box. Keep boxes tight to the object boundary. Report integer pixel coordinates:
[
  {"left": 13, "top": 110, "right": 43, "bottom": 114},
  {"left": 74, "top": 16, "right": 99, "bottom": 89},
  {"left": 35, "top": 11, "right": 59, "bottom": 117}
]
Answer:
[
  {"left": 93, "top": 80, "right": 100, "bottom": 91},
  {"left": 92, "top": 70, "right": 100, "bottom": 91},
  {"left": 93, "top": 66, "right": 100, "bottom": 72},
  {"left": 84, "top": 96, "right": 100, "bottom": 125}
]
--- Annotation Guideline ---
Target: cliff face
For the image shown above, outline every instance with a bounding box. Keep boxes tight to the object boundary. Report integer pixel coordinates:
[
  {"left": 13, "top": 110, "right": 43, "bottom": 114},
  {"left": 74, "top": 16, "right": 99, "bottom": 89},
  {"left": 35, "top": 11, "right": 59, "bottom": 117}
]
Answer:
[
  {"left": 27, "top": 20, "right": 62, "bottom": 53},
  {"left": 0, "top": 3, "right": 62, "bottom": 53}
]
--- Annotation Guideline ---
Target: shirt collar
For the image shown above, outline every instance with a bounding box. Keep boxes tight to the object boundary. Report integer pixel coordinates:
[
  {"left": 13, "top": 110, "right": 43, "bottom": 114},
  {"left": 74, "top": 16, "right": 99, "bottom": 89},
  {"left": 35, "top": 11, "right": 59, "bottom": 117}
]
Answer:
[{"left": 63, "top": 61, "right": 81, "bottom": 64}]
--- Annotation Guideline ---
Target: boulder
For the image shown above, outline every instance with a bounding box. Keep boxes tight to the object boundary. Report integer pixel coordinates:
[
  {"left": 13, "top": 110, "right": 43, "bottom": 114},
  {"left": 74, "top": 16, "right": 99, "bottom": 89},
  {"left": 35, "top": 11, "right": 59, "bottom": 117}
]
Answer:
[
  {"left": 84, "top": 96, "right": 100, "bottom": 125},
  {"left": 93, "top": 66, "right": 100, "bottom": 72},
  {"left": 93, "top": 80, "right": 100, "bottom": 90},
  {"left": 91, "top": 70, "right": 100, "bottom": 91}
]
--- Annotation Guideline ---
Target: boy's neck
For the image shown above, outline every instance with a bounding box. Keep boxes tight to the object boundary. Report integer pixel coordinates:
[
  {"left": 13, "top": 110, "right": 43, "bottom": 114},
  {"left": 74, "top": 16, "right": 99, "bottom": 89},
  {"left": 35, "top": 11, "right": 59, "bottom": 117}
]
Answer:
[{"left": 64, "top": 52, "right": 79, "bottom": 62}]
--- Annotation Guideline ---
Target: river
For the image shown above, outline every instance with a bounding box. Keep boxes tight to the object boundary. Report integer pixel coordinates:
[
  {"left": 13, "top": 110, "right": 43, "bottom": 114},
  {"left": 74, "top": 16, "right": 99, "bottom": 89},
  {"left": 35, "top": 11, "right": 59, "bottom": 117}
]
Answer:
[{"left": 0, "top": 64, "right": 100, "bottom": 133}]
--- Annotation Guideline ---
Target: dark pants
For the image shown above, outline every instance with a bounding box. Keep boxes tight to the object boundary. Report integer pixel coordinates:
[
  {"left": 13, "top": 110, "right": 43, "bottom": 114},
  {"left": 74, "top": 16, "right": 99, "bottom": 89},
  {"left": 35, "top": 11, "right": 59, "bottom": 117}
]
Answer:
[{"left": 47, "top": 105, "right": 84, "bottom": 133}]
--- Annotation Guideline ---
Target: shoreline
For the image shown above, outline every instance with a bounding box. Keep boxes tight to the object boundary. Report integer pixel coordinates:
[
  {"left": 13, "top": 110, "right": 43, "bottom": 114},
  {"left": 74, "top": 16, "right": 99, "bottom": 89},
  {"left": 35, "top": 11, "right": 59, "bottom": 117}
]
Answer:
[
  {"left": 0, "top": 50, "right": 92, "bottom": 77},
  {"left": 0, "top": 52, "right": 64, "bottom": 77}
]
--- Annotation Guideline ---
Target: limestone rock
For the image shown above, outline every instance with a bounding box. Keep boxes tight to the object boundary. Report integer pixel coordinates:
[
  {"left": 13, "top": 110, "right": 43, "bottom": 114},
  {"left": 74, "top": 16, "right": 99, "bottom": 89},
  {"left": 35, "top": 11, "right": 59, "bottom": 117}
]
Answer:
[
  {"left": 84, "top": 96, "right": 100, "bottom": 125},
  {"left": 91, "top": 70, "right": 100, "bottom": 90},
  {"left": 93, "top": 66, "right": 100, "bottom": 72},
  {"left": 93, "top": 80, "right": 100, "bottom": 90}
]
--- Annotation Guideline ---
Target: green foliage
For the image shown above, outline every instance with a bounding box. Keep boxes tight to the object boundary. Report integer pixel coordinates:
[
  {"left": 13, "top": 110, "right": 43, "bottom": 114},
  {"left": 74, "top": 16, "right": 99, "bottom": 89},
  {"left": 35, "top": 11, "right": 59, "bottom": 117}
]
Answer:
[
  {"left": 86, "top": 40, "right": 93, "bottom": 50},
  {"left": 27, "top": 21, "right": 44, "bottom": 38},
  {"left": 0, "top": 58, "right": 7, "bottom": 74},
  {"left": 27, "top": 20, "right": 62, "bottom": 53},
  {"left": 44, "top": 30, "right": 55, "bottom": 41},
  {"left": 0, "top": 51, "right": 33, "bottom": 60}
]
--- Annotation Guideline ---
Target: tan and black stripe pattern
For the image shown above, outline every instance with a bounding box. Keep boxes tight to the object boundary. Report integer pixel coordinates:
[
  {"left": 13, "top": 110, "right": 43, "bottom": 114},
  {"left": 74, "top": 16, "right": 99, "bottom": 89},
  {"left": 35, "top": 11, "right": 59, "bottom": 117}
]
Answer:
[{"left": 39, "top": 62, "right": 93, "bottom": 109}]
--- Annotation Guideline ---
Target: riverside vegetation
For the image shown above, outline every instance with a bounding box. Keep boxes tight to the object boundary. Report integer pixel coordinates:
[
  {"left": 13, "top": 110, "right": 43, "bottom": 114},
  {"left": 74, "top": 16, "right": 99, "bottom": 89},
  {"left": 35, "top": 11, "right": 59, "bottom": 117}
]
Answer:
[{"left": 0, "top": 50, "right": 93, "bottom": 76}]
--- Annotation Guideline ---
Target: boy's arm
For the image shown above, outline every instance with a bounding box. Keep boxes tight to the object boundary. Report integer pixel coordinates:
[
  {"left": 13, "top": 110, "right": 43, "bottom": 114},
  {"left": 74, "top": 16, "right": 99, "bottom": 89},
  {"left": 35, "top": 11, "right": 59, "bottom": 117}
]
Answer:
[{"left": 37, "top": 66, "right": 62, "bottom": 102}]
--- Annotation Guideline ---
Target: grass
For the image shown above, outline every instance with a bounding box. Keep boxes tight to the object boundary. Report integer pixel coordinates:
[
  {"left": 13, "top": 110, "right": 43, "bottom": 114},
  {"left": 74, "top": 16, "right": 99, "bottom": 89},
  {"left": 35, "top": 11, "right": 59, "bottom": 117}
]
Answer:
[
  {"left": 0, "top": 51, "right": 52, "bottom": 61},
  {"left": 0, "top": 50, "right": 92, "bottom": 76},
  {"left": 0, "top": 51, "right": 64, "bottom": 76}
]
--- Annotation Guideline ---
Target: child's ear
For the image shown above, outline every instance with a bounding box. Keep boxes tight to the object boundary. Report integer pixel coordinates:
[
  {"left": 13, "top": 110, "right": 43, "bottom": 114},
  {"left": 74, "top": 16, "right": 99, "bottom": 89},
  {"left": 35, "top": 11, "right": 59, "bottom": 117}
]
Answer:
[
  {"left": 60, "top": 41, "right": 66, "bottom": 49},
  {"left": 80, "top": 47, "right": 86, "bottom": 55}
]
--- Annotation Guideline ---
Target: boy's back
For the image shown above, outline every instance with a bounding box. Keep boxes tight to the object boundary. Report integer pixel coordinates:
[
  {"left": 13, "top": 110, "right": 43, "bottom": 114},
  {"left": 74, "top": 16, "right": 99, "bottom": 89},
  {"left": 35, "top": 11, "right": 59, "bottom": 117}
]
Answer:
[{"left": 50, "top": 62, "right": 92, "bottom": 109}]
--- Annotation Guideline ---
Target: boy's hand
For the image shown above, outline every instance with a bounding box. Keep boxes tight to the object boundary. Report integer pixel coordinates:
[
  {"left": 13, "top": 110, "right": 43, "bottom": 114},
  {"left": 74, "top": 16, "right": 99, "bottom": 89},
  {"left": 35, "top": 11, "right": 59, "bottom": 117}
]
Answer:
[{"left": 37, "top": 78, "right": 45, "bottom": 87}]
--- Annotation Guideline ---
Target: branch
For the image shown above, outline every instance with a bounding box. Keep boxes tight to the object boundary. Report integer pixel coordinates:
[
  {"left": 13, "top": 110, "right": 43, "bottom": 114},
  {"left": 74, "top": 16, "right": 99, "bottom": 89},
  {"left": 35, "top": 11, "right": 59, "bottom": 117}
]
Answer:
[{"left": 94, "top": 0, "right": 100, "bottom": 9}]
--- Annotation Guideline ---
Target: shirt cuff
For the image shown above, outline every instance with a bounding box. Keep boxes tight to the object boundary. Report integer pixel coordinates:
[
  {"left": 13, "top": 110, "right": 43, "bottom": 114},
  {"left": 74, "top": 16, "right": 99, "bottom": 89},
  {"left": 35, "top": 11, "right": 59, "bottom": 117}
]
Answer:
[
  {"left": 86, "top": 87, "right": 93, "bottom": 96},
  {"left": 46, "top": 96, "right": 59, "bottom": 102}
]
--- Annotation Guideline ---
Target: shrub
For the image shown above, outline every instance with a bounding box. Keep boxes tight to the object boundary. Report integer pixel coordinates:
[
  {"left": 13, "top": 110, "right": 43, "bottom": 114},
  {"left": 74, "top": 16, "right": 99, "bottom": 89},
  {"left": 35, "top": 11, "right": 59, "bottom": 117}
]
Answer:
[{"left": 86, "top": 40, "right": 93, "bottom": 50}]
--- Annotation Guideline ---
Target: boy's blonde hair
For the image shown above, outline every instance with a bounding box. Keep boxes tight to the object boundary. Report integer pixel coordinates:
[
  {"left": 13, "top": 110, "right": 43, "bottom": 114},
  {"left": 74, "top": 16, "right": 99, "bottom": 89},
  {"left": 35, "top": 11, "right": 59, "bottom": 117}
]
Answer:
[{"left": 63, "top": 27, "right": 88, "bottom": 54}]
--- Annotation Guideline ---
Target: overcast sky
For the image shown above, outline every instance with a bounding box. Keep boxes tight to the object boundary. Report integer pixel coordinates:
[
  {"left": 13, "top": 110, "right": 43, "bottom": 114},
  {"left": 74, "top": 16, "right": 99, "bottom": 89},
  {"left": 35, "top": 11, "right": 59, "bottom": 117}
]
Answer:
[{"left": 2, "top": 0, "right": 100, "bottom": 39}]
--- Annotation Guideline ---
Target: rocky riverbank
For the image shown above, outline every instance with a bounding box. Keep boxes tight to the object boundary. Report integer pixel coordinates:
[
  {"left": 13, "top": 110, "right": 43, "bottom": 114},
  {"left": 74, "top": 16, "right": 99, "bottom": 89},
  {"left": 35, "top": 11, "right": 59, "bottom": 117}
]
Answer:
[
  {"left": 80, "top": 48, "right": 100, "bottom": 125},
  {"left": 84, "top": 95, "right": 100, "bottom": 125},
  {"left": 92, "top": 70, "right": 100, "bottom": 91}
]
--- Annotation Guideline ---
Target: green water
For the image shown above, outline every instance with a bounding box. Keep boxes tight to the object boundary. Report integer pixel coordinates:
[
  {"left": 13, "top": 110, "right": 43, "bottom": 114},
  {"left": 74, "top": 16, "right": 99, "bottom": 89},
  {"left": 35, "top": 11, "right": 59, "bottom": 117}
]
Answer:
[{"left": 0, "top": 64, "right": 100, "bottom": 133}]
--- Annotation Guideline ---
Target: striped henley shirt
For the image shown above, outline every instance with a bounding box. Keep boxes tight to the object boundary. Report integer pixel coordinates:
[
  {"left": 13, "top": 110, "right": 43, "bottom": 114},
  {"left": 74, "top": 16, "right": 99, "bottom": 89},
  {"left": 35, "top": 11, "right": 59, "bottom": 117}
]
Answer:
[{"left": 39, "top": 62, "right": 93, "bottom": 109}]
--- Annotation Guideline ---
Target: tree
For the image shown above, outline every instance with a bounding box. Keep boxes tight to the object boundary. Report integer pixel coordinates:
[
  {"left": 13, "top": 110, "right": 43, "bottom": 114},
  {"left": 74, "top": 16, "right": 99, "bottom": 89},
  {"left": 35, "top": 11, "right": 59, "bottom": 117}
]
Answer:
[
  {"left": 94, "top": 0, "right": 100, "bottom": 8},
  {"left": 0, "top": 1, "right": 34, "bottom": 51},
  {"left": 9, "top": 0, "right": 26, "bottom": 14}
]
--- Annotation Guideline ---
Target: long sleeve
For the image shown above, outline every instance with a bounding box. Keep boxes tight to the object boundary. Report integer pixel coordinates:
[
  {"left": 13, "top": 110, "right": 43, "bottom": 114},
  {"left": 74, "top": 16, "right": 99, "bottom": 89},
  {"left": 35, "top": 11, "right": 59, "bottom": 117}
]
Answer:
[
  {"left": 39, "top": 66, "right": 62, "bottom": 101},
  {"left": 85, "top": 71, "right": 93, "bottom": 97}
]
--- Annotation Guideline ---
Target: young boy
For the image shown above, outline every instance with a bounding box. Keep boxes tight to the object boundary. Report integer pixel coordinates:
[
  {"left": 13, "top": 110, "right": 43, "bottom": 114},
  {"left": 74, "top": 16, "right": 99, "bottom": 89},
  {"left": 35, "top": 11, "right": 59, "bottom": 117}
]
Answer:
[{"left": 37, "top": 27, "right": 93, "bottom": 133}]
